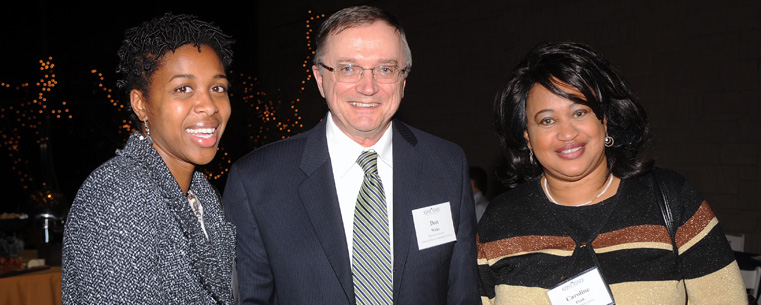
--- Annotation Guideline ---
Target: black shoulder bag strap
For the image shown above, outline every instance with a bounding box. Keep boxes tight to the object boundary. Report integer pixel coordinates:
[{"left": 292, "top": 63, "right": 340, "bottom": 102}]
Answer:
[
  {"left": 652, "top": 170, "right": 676, "bottom": 248},
  {"left": 652, "top": 170, "right": 687, "bottom": 303},
  {"left": 654, "top": 169, "right": 757, "bottom": 305}
]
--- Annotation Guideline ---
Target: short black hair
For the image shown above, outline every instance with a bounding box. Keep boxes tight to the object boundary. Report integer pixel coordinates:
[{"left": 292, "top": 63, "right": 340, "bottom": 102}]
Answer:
[
  {"left": 116, "top": 12, "right": 234, "bottom": 130},
  {"left": 494, "top": 41, "right": 653, "bottom": 188}
]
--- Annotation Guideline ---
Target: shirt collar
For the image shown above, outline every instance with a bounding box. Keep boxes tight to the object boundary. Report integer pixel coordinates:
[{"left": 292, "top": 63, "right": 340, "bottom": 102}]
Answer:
[{"left": 326, "top": 112, "right": 393, "bottom": 177}]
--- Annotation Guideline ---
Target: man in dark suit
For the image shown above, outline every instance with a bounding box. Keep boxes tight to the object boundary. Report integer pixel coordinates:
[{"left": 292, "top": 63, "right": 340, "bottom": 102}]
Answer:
[{"left": 223, "top": 5, "right": 479, "bottom": 305}]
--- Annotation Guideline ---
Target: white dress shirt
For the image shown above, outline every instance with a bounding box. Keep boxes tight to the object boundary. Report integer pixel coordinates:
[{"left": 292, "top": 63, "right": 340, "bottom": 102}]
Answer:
[{"left": 326, "top": 113, "right": 394, "bottom": 264}]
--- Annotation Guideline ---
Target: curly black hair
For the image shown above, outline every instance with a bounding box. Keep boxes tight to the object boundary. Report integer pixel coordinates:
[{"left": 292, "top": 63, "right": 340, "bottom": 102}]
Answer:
[
  {"left": 494, "top": 41, "right": 654, "bottom": 188},
  {"left": 116, "top": 12, "right": 234, "bottom": 130}
]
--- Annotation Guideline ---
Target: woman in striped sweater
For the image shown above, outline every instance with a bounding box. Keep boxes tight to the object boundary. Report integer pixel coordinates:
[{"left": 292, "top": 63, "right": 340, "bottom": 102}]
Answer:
[{"left": 478, "top": 41, "right": 747, "bottom": 304}]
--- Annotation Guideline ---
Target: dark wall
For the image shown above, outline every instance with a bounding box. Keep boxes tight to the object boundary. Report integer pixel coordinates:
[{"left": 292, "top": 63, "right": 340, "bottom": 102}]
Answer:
[{"left": 255, "top": 0, "right": 761, "bottom": 252}]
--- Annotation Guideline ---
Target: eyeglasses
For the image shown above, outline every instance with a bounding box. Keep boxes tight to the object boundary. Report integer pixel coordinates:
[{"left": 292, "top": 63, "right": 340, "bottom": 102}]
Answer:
[{"left": 319, "top": 63, "right": 406, "bottom": 83}]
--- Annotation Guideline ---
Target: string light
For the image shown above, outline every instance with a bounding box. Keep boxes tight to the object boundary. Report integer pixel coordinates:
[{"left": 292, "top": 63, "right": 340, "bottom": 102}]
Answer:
[
  {"left": 0, "top": 57, "right": 70, "bottom": 206},
  {"left": 90, "top": 69, "right": 133, "bottom": 137},
  {"left": 230, "top": 10, "right": 319, "bottom": 144},
  {"left": 2, "top": 11, "right": 324, "bottom": 190}
]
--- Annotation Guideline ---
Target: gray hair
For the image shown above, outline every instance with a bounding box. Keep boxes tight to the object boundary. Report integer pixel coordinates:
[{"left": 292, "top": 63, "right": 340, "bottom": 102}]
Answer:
[{"left": 313, "top": 5, "right": 412, "bottom": 75}]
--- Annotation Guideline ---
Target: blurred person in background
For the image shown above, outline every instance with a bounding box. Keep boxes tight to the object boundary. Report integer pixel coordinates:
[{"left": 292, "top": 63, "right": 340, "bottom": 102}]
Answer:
[{"left": 470, "top": 166, "right": 489, "bottom": 223}]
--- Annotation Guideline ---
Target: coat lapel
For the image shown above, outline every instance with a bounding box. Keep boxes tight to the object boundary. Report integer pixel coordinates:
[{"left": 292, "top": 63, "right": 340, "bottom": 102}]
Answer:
[
  {"left": 297, "top": 120, "right": 354, "bottom": 303},
  {"left": 128, "top": 132, "right": 234, "bottom": 304},
  {"left": 190, "top": 175, "right": 236, "bottom": 304},
  {"left": 390, "top": 121, "right": 423, "bottom": 299}
]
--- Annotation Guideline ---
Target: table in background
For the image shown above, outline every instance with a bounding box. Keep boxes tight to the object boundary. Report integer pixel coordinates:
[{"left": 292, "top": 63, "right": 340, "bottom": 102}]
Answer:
[{"left": 0, "top": 266, "right": 61, "bottom": 305}]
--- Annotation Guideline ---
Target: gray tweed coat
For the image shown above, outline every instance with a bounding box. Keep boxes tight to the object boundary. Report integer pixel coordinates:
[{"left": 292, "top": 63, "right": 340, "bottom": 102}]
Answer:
[{"left": 62, "top": 132, "right": 236, "bottom": 304}]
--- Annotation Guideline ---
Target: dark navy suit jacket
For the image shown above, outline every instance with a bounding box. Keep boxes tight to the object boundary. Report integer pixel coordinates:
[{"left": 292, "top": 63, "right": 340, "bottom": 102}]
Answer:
[{"left": 223, "top": 118, "right": 479, "bottom": 305}]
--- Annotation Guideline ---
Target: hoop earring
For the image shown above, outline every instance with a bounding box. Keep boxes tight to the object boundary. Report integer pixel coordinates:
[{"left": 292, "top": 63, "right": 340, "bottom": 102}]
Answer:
[
  {"left": 529, "top": 150, "right": 535, "bottom": 164},
  {"left": 139, "top": 120, "right": 153, "bottom": 145},
  {"left": 604, "top": 134, "right": 614, "bottom": 147}
]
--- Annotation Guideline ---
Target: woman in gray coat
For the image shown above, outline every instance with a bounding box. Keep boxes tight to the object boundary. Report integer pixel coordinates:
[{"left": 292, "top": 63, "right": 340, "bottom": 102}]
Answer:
[{"left": 63, "top": 13, "right": 237, "bottom": 304}]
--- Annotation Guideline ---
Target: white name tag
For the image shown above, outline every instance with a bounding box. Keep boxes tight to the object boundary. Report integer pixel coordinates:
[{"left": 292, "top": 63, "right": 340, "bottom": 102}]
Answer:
[
  {"left": 547, "top": 267, "right": 614, "bottom": 305},
  {"left": 411, "top": 202, "right": 457, "bottom": 250}
]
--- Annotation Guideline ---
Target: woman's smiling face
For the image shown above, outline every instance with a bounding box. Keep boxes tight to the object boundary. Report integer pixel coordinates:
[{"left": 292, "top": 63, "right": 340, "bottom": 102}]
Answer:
[
  {"left": 132, "top": 44, "right": 231, "bottom": 175},
  {"left": 523, "top": 82, "right": 608, "bottom": 182}
]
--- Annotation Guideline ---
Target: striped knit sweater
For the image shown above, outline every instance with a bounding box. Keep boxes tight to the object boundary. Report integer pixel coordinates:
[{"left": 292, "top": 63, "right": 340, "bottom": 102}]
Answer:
[{"left": 477, "top": 168, "right": 746, "bottom": 304}]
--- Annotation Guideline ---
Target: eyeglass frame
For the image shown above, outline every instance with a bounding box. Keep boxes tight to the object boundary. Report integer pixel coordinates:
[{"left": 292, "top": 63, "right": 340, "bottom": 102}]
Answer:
[{"left": 318, "top": 62, "right": 408, "bottom": 83}]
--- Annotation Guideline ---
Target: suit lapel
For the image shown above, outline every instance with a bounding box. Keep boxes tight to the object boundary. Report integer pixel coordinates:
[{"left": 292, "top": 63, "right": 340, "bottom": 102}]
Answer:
[
  {"left": 391, "top": 121, "right": 423, "bottom": 299},
  {"left": 297, "top": 120, "right": 354, "bottom": 302}
]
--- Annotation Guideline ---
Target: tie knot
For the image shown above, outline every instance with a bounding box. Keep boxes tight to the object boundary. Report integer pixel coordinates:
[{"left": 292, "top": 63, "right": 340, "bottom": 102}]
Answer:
[{"left": 357, "top": 150, "right": 379, "bottom": 175}]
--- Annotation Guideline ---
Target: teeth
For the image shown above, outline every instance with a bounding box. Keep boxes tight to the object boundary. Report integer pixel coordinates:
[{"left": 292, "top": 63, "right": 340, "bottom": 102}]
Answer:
[
  {"left": 186, "top": 128, "right": 215, "bottom": 139},
  {"left": 350, "top": 102, "right": 378, "bottom": 108},
  {"left": 561, "top": 146, "right": 582, "bottom": 154}
]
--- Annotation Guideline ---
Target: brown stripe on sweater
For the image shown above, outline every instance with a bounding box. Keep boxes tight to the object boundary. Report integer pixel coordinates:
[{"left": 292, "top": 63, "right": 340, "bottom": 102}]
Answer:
[
  {"left": 477, "top": 234, "right": 575, "bottom": 260},
  {"left": 592, "top": 224, "right": 672, "bottom": 249},
  {"left": 675, "top": 201, "right": 715, "bottom": 248}
]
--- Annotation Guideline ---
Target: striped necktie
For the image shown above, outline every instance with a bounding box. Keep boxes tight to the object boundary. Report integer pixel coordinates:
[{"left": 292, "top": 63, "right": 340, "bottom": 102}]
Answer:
[{"left": 352, "top": 150, "right": 392, "bottom": 305}]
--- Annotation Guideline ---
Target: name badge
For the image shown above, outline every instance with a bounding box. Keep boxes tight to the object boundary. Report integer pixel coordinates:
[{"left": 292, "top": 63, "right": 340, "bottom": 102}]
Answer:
[
  {"left": 547, "top": 267, "right": 614, "bottom": 305},
  {"left": 411, "top": 202, "right": 457, "bottom": 250}
]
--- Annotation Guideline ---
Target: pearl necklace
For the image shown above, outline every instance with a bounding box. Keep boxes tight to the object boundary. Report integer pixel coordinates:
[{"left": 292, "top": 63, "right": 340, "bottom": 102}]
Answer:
[{"left": 544, "top": 173, "right": 614, "bottom": 207}]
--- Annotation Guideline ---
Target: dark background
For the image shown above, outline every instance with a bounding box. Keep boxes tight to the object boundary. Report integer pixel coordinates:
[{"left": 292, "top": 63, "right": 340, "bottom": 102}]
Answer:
[
  {"left": 0, "top": 1, "right": 262, "bottom": 214},
  {"left": 2, "top": 0, "right": 761, "bottom": 251}
]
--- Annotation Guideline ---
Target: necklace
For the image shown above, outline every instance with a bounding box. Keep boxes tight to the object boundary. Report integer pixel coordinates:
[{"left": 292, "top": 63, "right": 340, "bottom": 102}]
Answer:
[
  {"left": 187, "top": 190, "right": 204, "bottom": 221},
  {"left": 187, "top": 190, "right": 209, "bottom": 239},
  {"left": 544, "top": 173, "right": 614, "bottom": 207}
]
